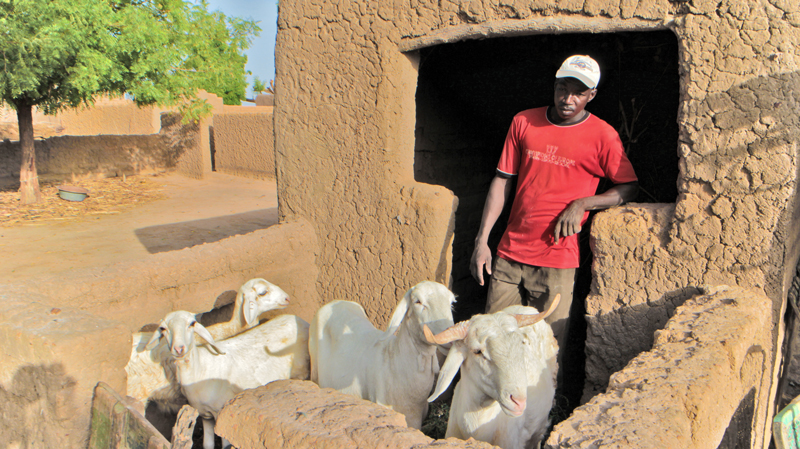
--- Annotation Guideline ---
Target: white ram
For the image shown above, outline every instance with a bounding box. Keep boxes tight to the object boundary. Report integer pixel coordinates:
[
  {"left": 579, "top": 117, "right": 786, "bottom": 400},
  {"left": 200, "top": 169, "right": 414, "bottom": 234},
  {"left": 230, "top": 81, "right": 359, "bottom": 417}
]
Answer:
[
  {"left": 426, "top": 296, "right": 560, "bottom": 449},
  {"left": 146, "top": 310, "right": 310, "bottom": 449},
  {"left": 309, "top": 280, "right": 456, "bottom": 429},
  {"left": 125, "top": 278, "right": 290, "bottom": 410}
]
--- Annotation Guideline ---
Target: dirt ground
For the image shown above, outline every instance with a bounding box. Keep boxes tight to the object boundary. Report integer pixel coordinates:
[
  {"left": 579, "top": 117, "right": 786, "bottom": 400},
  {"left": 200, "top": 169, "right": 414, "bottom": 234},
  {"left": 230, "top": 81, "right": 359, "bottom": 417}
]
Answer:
[{"left": 0, "top": 172, "right": 279, "bottom": 282}]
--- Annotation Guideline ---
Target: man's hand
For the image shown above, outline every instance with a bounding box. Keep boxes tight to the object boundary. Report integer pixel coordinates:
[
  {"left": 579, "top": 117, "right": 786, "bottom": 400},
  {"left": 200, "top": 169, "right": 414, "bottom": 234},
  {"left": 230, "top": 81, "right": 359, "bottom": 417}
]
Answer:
[
  {"left": 470, "top": 242, "right": 493, "bottom": 286},
  {"left": 554, "top": 199, "right": 587, "bottom": 244}
]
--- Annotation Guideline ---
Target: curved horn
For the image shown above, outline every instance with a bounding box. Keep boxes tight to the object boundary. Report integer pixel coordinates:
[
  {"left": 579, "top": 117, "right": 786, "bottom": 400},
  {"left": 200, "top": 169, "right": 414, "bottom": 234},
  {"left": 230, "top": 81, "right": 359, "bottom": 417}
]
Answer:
[
  {"left": 515, "top": 293, "right": 561, "bottom": 327},
  {"left": 423, "top": 321, "right": 469, "bottom": 345}
]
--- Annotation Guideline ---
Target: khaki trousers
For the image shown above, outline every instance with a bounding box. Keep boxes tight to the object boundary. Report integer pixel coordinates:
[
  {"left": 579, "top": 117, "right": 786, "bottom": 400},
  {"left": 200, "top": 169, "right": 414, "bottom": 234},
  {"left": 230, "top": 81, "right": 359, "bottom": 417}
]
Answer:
[{"left": 485, "top": 256, "right": 575, "bottom": 379}]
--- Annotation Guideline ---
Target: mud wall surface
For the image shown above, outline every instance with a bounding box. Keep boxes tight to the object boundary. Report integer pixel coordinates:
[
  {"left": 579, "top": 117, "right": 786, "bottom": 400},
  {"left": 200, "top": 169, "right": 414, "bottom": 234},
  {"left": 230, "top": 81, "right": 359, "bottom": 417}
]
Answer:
[
  {"left": 276, "top": 0, "right": 799, "bottom": 445},
  {"left": 0, "top": 218, "right": 319, "bottom": 448},
  {"left": 209, "top": 287, "right": 770, "bottom": 449},
  {"left": 547, "top": 286, "right": 774, "bottom": 448},
  {"left": 216, "top": 380, "right": 498, "bottom": 449},
  {"left": 581, "top": 0, "right": 800, "bottom": 408},
  {"left": 275, "top": 2, "right": 458, "bottom": 327},
  {"left": 55, "top": 97, "right": 164, "bottom": 137},
  {"left": 0, "top": 97, "right": 163, "bottom": 141},
  {"left": 0, "top": 91, "right": 226, "bottom": 182},
  {"left": 213, "top": 106, "right": 276, "bottom": 179},
  {"left": 172, "top": 90, "right": 222, "bottom": 180},
  {"left": 0, "top": 113, "right": 208, "bottom": 182}
]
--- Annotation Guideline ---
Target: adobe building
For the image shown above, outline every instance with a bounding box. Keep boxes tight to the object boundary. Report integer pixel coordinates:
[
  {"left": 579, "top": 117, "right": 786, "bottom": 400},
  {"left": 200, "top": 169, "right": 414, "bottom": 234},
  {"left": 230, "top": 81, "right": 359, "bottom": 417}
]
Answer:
[
  {"left": 273, "top": 0, "right": 799, "bottom": 446},
  {"left": 3, "top": 0, "right": 799, "bottom": 447}
]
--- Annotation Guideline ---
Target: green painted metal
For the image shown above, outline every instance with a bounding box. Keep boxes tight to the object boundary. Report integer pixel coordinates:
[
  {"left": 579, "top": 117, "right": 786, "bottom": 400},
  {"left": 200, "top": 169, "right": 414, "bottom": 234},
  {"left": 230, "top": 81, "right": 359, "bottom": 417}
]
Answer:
[{"left": 774, "top": 396, "right": 800, "bottom": 449}]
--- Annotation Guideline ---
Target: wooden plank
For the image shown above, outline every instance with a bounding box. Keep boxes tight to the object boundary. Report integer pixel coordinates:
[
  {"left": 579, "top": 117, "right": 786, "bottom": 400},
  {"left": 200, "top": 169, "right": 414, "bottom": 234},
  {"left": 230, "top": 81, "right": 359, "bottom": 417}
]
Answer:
[{"left": 88, "top": 382, "right": 171, "bottom": 449}]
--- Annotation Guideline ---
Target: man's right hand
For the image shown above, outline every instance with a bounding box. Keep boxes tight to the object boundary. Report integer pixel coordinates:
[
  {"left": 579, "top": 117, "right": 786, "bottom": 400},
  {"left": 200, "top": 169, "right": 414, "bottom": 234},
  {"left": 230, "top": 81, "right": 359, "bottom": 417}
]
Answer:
[{"left": 470, "top": 243, "right": 493, "bottom": 286}]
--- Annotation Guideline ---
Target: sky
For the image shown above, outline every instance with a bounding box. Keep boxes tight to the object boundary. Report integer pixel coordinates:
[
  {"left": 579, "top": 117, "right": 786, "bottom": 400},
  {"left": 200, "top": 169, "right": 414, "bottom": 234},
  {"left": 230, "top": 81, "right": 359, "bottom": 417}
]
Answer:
[{"left": 203, "top": 0, "right": 279, "bottom": 98}]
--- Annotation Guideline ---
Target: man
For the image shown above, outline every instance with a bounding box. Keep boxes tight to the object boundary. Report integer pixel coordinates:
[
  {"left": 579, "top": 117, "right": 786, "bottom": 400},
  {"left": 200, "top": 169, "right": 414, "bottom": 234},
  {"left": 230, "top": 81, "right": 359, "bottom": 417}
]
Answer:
[{"left": 470, "top": 55, "right": 639, "bottom": 374}]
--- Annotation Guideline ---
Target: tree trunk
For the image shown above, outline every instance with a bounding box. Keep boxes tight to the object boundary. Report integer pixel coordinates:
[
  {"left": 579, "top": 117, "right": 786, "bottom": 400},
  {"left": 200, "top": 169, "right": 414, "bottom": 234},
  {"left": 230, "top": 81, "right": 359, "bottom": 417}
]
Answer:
[{"left": 17, "top": 103, "right": 42, "bottom": 204}]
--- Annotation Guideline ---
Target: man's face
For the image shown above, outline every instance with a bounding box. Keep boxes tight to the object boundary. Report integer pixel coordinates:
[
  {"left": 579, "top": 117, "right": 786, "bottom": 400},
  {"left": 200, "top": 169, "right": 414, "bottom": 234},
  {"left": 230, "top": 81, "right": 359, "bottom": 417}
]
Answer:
[{"left": 553, "top": 78, "right": 597, "bottom": 122}]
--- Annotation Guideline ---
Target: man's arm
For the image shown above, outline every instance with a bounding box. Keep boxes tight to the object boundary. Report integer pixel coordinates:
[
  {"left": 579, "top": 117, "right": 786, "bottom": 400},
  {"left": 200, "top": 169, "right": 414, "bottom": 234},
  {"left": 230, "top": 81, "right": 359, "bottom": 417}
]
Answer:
[
  {"left": 554, "top": 181, "right": 639, "bottom": 244},
  {"left": 471, "top": 175, "right": 513, "bottom": 285}
]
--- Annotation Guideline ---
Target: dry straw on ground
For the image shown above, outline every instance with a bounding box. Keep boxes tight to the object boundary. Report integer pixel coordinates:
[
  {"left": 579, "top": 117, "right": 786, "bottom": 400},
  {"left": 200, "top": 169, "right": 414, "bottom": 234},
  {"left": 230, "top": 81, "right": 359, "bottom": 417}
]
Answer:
[{"left": 0, "top": 174, "right": 166, "bottom": 227}]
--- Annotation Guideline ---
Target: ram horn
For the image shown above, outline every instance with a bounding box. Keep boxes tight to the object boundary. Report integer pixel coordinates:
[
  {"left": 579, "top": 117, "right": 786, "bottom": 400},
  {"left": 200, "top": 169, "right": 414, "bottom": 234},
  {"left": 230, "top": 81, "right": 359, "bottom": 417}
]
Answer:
[
  {"left": 423, "top": 321, "right": 469, "bottom": 345},
  {"left": 515, "top": 293, "right": 561, "bottom": 327}
]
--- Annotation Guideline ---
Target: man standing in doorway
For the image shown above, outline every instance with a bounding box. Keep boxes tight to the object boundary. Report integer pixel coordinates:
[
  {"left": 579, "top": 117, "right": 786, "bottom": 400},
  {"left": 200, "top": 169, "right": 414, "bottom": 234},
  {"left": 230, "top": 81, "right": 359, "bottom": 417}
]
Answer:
[{"left": 470, "top": 55, "right": 639, "bottom": 378}]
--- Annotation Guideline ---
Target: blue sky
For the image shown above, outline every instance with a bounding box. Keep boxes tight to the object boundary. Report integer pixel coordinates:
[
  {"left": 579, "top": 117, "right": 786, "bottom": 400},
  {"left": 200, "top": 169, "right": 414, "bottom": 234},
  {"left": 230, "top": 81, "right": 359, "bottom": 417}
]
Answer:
[{"left": 203, "top": 0, "right": 278, "bottom": 98}]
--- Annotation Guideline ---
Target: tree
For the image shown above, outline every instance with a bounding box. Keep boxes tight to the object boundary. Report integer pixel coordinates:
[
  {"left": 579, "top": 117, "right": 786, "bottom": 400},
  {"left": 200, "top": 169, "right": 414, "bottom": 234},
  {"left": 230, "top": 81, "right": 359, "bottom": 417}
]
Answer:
[
  {"left": 252, "top": 76, "right": 275, "bottom": 96},
  {"left": 252, "top": 76, "right": 267, "bottom": 95},
  {"left": 183, "top": 2, "right": 260, "bottom": 105},
  {"left": 0, "top": 0, "right": 259, "bottom": 204}
]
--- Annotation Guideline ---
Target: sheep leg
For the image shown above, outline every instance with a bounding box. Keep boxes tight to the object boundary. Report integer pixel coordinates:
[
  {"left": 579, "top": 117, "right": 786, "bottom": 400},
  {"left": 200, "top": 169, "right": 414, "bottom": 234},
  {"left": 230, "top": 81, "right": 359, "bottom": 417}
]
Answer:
[{"left": 202, "top": 417, "right": 216, "bottom": 449}]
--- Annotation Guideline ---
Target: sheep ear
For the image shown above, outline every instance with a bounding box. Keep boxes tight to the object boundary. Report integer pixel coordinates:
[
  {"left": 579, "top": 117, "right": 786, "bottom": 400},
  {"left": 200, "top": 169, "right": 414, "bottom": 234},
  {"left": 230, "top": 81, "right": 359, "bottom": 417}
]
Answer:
[
  {"left": 243, "top": 294, "right": 258, "bottom": 326},
  {"left": 428, "top": 343, "right": 465, "bottom": 402},
  {"left": 145, "top": 326, "right": 165, "bottom": 350},
  {"left": 194, "top": 322, "right": 226, "bottom": 355},
  {"left": 385, "top": 286, "right": 413, "bottom": 336}
]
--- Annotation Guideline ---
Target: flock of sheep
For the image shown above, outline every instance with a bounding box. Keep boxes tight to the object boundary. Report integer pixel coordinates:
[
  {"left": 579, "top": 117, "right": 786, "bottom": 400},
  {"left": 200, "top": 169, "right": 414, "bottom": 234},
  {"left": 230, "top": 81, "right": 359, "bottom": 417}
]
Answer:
[{"left": 126, "top": 278, "right": 560, "bottom": 449}]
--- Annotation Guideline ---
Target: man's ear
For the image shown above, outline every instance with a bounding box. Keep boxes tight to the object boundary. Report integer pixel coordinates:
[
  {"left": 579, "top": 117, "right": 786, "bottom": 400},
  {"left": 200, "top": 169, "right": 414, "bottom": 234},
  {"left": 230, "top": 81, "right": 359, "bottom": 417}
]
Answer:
[{"left": 588, "top": 88, "right": 598, "bottom": 102}]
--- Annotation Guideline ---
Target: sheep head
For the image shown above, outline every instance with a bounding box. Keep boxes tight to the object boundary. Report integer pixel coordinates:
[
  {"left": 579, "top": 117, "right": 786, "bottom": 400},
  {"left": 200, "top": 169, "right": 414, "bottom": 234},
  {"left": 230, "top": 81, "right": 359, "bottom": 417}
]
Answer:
[
  {"left": 426, "top": 295, "right": 560, "bottom": 417},
  {"left": 384, "top": 281, "right": 456, "bottom": 339},
  {"left": 146, "top": 311, "right": 226, "bottom": 357},
  {"left": 240, "top": 278, "right": 290, "bottom": 326}
]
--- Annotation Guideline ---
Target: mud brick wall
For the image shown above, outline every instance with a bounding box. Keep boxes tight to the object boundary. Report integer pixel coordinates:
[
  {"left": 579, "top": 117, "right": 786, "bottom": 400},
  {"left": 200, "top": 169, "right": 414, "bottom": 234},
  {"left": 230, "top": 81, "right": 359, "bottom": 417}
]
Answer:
[
  {"left": 0, "top": 112, "right": 210, "bottom": 181},
  {"left": 547, "top": 286, "right": 774, "bottom": 448},
  {"left": 216, "top": 380, "right": 498, "bottom": 449},
  {"left": 213, "top": 106, "right": 276, "bottom": 180},
  {"left": 0, "top": 219, "right": 320, "bottom": 447},
  {"left": 276, "top": 1, "right": 800, "bottom": 447},
  {"left": 579, "top": 0, "right": 800, "bottom": 408},
  {"left": 0, "top": 134, "right": 167, "bottom": 179},
  {"left": 0, "top": 98, "right": 163, "bottom": 141}
]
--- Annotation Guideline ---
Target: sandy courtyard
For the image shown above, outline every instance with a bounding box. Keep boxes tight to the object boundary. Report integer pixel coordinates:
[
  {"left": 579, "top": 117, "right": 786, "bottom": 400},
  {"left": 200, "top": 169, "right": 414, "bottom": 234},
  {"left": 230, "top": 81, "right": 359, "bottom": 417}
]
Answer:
[{"left": 0, "top": 172, "right": 279, "bottom": 282}]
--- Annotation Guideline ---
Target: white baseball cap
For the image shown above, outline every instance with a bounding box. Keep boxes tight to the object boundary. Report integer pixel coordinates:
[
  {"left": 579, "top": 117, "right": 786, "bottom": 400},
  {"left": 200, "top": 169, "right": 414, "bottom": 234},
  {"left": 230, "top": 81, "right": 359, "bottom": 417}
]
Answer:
[{"left": 555, "top": 55, "right": 601, "bottom": 89}]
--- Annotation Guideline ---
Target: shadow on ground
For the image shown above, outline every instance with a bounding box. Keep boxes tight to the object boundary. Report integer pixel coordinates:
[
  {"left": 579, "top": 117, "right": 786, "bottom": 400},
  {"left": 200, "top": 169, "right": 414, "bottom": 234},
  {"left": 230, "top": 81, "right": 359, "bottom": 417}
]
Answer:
[{"left": 134, "top": 208, "right": 278, "bottom": 253}]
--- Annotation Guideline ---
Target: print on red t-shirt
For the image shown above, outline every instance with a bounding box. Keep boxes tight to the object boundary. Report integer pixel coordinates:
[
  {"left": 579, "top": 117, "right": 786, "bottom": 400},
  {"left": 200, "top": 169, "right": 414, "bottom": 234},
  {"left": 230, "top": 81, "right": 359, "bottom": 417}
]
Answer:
[{"left": 496, "top": 107, "right": 638, "bottom": 269}]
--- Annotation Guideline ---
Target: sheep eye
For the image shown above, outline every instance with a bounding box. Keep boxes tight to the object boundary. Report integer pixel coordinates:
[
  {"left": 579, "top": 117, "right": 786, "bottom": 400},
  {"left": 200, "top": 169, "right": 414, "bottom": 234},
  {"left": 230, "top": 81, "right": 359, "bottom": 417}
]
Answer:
[
  {"left": 473, "top": 349, "right": 482, "bottom": 355},
  {"left": 257, "top": 287, "right": 268, "bottom": 296}
]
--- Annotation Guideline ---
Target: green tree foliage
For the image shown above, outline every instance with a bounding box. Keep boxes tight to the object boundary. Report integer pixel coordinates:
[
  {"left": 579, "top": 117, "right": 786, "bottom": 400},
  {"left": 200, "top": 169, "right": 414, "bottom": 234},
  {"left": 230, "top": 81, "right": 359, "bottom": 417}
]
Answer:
[
  {"left": 252, "top": 76, "right": 268, "bottom": 95},
  {"left": 184, "top": 2, "right": 260, "bottom": 105},
  {"left": 0, "top": 0, "right": 259, "bottom": 203},
  {"left": 252, "top": 76, "right": 274, "bottom": 96}
]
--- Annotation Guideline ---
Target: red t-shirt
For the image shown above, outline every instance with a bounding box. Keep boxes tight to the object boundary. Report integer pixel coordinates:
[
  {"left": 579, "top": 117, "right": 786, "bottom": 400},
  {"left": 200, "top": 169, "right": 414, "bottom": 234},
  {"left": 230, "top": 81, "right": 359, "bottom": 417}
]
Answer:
[{"left": 496, "top": 107, "right": 638, "bottom": 268}]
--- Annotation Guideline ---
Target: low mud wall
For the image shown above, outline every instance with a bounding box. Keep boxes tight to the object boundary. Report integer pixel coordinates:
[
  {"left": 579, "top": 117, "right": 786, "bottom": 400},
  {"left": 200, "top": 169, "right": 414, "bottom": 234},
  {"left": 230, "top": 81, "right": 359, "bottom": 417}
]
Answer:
[
  {"left": 0, "top": 113, "right": 204, "bottom": 182},
  {"left": 0, "top": 218, "right": 320, "bottom": 448},
  {"left": 0, "top": 134, "right": 168, "bottom": 180},
  {"left": 208, "top": 286, "right": 771, "bottom": 449},
  {"left": 216, "top": 380, "right": 497, "bottom": 449},
  {"left": 213, "top": 106, "right": 276, "bottom": 179},
  {"left": 547, "top": 285, "right": 773, "bottom": 448},
  {"left": 0, "top": 99, "right": 163, "bottom": 141}
]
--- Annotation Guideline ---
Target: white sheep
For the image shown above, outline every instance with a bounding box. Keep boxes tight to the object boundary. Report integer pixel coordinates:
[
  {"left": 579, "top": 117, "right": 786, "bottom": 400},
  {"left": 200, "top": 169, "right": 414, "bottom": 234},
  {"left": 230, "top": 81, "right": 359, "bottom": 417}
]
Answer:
[
  {"left": 125, "top": 278, "right": 290, "bottom": 410},
  {"left": 145, "top": 310, "right": 310, "bottom": 449},
  {"left": 425, "top": 296, "right": 560, "bottom": 449},
  {"left": 309, "top": 280, "right": 456, "bottom": 429}
]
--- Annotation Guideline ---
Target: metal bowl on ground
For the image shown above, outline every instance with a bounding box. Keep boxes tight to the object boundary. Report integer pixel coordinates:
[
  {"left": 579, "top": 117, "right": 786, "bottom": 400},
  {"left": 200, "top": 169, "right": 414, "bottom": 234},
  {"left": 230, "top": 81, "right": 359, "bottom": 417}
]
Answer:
[{"left": 57, "top": 185, "right": 89, "bottom": 202}]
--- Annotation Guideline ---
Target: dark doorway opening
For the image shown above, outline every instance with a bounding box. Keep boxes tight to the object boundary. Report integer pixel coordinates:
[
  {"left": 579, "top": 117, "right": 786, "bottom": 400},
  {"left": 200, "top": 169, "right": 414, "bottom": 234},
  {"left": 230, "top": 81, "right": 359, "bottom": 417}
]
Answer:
[{"left": 414, "top": 30, "right": 680, "bottom": 412}]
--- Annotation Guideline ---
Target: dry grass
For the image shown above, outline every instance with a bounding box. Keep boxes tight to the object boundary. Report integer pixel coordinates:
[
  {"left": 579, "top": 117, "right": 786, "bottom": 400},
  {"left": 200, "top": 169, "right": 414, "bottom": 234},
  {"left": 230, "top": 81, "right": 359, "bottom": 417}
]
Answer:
[{"left": 0, "top": 174, "right": 167, "bottom": 227}]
